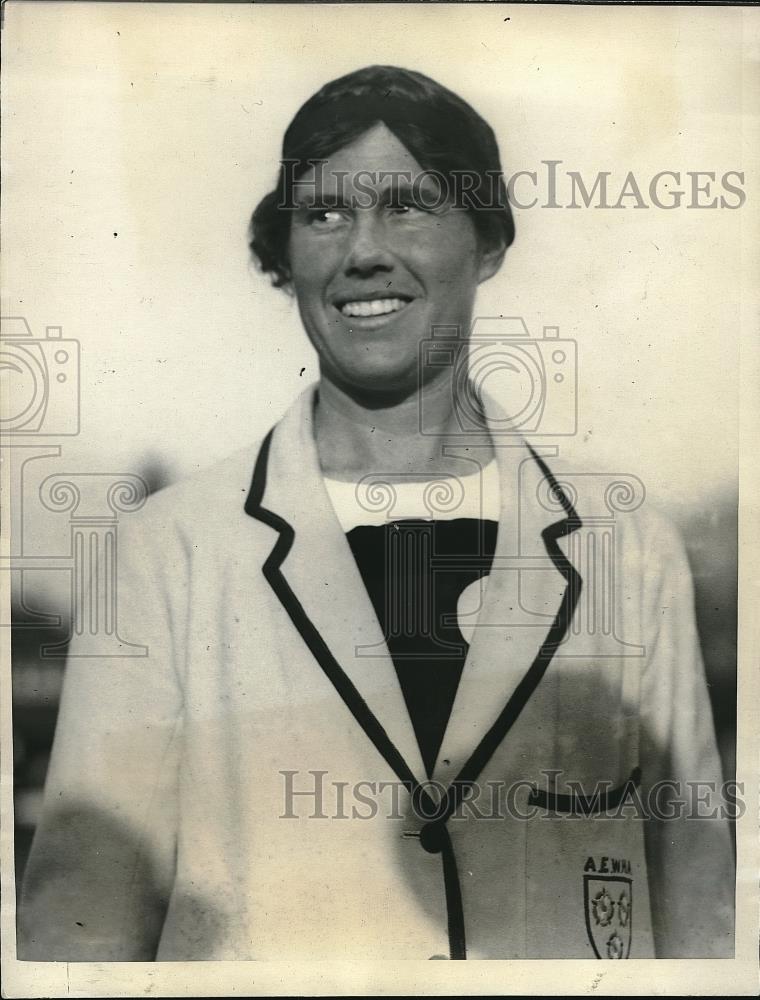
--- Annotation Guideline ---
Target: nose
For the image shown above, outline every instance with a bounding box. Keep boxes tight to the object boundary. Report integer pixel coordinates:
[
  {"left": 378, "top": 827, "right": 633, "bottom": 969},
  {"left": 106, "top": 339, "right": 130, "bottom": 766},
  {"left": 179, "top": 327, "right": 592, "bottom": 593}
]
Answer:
[{"left": 342, "top": 213, "right": 394, "bottom": 278}]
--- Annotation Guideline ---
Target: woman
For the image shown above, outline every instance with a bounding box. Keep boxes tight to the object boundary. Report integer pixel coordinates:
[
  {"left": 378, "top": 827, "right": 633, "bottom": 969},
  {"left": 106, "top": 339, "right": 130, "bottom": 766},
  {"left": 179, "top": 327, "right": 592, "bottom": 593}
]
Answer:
[{"left": 18, "top": 65, "right": 734, "bottom": 961}]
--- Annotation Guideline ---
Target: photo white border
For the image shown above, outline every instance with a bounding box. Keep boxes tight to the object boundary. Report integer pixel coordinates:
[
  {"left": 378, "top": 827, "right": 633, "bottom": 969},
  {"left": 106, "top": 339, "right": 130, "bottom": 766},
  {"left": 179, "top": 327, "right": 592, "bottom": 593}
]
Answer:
[{"left": 1, "top": 3, "right": 758, "bottom": 996}]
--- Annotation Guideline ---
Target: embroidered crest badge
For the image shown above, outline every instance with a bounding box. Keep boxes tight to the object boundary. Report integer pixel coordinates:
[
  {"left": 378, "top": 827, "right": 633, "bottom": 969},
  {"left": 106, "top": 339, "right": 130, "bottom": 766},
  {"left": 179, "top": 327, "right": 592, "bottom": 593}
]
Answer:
[{"left": 583, "top": 875, "right": 632, "bottom": 959}]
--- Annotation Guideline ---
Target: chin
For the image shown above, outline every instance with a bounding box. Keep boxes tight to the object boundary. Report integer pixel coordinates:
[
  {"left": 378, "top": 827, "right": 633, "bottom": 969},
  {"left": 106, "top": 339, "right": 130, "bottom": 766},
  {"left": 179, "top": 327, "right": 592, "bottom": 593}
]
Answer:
[{"left": 331, "top": 359, "right": 420, "bottom": 403}]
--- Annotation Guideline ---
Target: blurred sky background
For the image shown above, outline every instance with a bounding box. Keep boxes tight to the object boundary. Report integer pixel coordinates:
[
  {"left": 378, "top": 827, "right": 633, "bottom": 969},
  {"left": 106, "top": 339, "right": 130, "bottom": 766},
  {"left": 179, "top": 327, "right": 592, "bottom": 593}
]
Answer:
[{"left": 3, "top": 3, "right": 754, "bottom": 872}]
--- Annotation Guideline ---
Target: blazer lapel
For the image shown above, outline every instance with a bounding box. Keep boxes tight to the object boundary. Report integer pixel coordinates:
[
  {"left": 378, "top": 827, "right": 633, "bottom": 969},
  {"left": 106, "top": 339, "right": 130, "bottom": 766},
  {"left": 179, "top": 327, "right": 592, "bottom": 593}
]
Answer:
[
  {"left": 433, "top": 412, "right": 583, "bottom": 789},
  {"left": 244, "top": 385, "right": 582, "bottom": 796},
  {"left": 244, "top": 387, "right": 427, "bottom": 787}
]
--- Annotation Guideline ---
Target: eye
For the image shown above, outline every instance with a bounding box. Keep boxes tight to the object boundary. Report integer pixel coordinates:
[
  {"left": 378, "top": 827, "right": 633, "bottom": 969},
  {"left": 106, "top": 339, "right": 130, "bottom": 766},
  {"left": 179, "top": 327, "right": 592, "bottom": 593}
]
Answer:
[
  {"left": 389, "top": 199, "right": 427, "bottom": 216},
  {"left": 388, "top": 189, "right": 449, "bottom": 217},
  {"left": 306, "top": 208, "right": 348, "bottom": 228}
]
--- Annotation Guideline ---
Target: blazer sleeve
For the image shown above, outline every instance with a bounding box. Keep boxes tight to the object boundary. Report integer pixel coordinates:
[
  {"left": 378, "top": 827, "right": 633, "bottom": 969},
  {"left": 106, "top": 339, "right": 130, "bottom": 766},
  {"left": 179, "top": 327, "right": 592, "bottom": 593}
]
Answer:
[
  {"left": 16, "top": 509, "right": 184, "bottom": 961},
  {"left": 638, "top": 514, "right": 735, "bottom": 957}
]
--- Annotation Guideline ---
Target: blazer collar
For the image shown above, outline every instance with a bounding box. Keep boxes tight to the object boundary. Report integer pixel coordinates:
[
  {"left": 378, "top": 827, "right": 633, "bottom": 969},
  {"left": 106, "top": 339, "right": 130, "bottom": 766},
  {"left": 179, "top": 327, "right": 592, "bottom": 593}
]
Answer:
[
  {"left": 245, "top": 385, "right": 582, "bottom": 790},
  {"left": 245, "top": 387, "right": 428, "bottom": 784}
]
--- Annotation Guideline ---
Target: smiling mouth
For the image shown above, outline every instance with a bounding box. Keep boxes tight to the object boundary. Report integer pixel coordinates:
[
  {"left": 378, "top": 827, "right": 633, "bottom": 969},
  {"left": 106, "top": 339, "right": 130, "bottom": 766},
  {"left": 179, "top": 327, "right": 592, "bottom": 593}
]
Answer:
[{"left": 337, "top": 297, "right": 412, "bottom": 318}]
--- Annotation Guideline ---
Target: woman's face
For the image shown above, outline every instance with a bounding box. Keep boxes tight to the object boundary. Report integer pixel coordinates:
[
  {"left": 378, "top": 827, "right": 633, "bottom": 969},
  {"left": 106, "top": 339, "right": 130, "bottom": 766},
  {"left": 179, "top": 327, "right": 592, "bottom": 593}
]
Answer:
[{"left": 287, "top": 123, "right": 503, "bottom": 400}]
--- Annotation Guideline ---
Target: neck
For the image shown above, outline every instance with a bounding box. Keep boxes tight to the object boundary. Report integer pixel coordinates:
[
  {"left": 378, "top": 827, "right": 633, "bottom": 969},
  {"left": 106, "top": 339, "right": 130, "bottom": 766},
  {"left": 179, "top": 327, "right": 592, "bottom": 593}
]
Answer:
[{"left": 314, "top": 372, "right": 493, "bottom": 481}]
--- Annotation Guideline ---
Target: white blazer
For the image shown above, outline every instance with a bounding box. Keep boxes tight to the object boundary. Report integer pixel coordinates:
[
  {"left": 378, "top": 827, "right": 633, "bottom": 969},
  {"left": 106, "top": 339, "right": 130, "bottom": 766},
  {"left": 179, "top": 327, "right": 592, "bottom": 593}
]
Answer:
[{"left": 18, "top": 386, "right": 735, "bottom": 961}]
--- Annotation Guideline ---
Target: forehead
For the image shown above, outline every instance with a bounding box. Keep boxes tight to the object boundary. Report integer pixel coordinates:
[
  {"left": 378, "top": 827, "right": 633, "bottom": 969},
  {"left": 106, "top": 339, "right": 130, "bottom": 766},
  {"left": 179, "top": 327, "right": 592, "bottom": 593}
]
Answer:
[{"left": 296, "top": 122, "right": 424, "bottom": 195}]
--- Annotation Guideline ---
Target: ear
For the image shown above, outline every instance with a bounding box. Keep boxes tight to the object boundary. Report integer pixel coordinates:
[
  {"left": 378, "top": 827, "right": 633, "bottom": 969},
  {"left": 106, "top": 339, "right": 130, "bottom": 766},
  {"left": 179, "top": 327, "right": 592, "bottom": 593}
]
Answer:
[
  {"left": 277, "top": 251, "right": 293, "bottom": 293},
  {"left": 477, "top": 239, "right": 506, "bottom": 285}
]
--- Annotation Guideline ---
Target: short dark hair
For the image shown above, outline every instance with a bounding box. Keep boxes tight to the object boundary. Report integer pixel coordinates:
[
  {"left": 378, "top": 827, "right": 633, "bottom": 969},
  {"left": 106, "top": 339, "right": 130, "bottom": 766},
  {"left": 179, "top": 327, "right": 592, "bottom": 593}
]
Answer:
[{"left": 249, "top": 65, "right": 515, "bottom": 288}]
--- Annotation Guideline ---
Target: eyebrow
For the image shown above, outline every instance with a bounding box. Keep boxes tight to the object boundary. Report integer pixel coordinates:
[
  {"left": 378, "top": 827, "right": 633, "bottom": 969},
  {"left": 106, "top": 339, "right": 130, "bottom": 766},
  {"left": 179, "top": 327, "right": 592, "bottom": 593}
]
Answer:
[
  {"left": 291, "top": 190, "right": 350, "bottom": 210},
  {"left": 379, "top": 180, "right": 415, "bottom": 203},
  {"left": 379, "top": 177, "right": 448, "bottom": 206},
  {"left": 289, "top": 175, "right": 449, "bottom": 211}
]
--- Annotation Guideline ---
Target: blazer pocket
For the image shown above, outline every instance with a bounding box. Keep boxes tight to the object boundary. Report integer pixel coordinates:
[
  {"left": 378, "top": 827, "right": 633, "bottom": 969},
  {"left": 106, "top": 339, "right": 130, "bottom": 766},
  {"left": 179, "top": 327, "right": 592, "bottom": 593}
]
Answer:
[{"left": 527, "top": 766, "right": 642, "bottom": 816}]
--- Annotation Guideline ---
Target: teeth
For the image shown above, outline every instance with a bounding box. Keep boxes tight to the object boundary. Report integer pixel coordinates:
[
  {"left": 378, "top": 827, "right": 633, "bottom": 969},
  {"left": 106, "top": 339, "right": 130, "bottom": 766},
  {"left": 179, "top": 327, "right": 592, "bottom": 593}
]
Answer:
[{"left": 340, "top": 298, "right": 408, "bottom": 318}]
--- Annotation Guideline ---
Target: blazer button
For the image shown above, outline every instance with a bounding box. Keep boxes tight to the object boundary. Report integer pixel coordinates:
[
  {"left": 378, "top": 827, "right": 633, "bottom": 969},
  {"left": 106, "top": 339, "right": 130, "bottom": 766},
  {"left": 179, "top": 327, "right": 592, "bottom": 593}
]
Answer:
[{"left": 419, "top": 821, "right": 446, "bottom": 854}]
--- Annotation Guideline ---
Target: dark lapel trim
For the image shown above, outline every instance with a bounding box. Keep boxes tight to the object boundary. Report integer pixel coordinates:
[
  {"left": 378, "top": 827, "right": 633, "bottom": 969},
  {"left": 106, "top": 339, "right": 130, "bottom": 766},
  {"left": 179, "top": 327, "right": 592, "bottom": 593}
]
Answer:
[
  {"left": 244, "top": 429, "right": 583, "bottom": 802},
  {"left": 442, "top": 444, "right": 583, "bottom": 814},
  {"left": 245, "top": 427, "right": 466, "bottom": 956},
  {"left": 244, "top": 428, "right": 582, "bottom": 961},
  {"left": 244, "top": 428, "right": 418, "bottom": 791}
]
